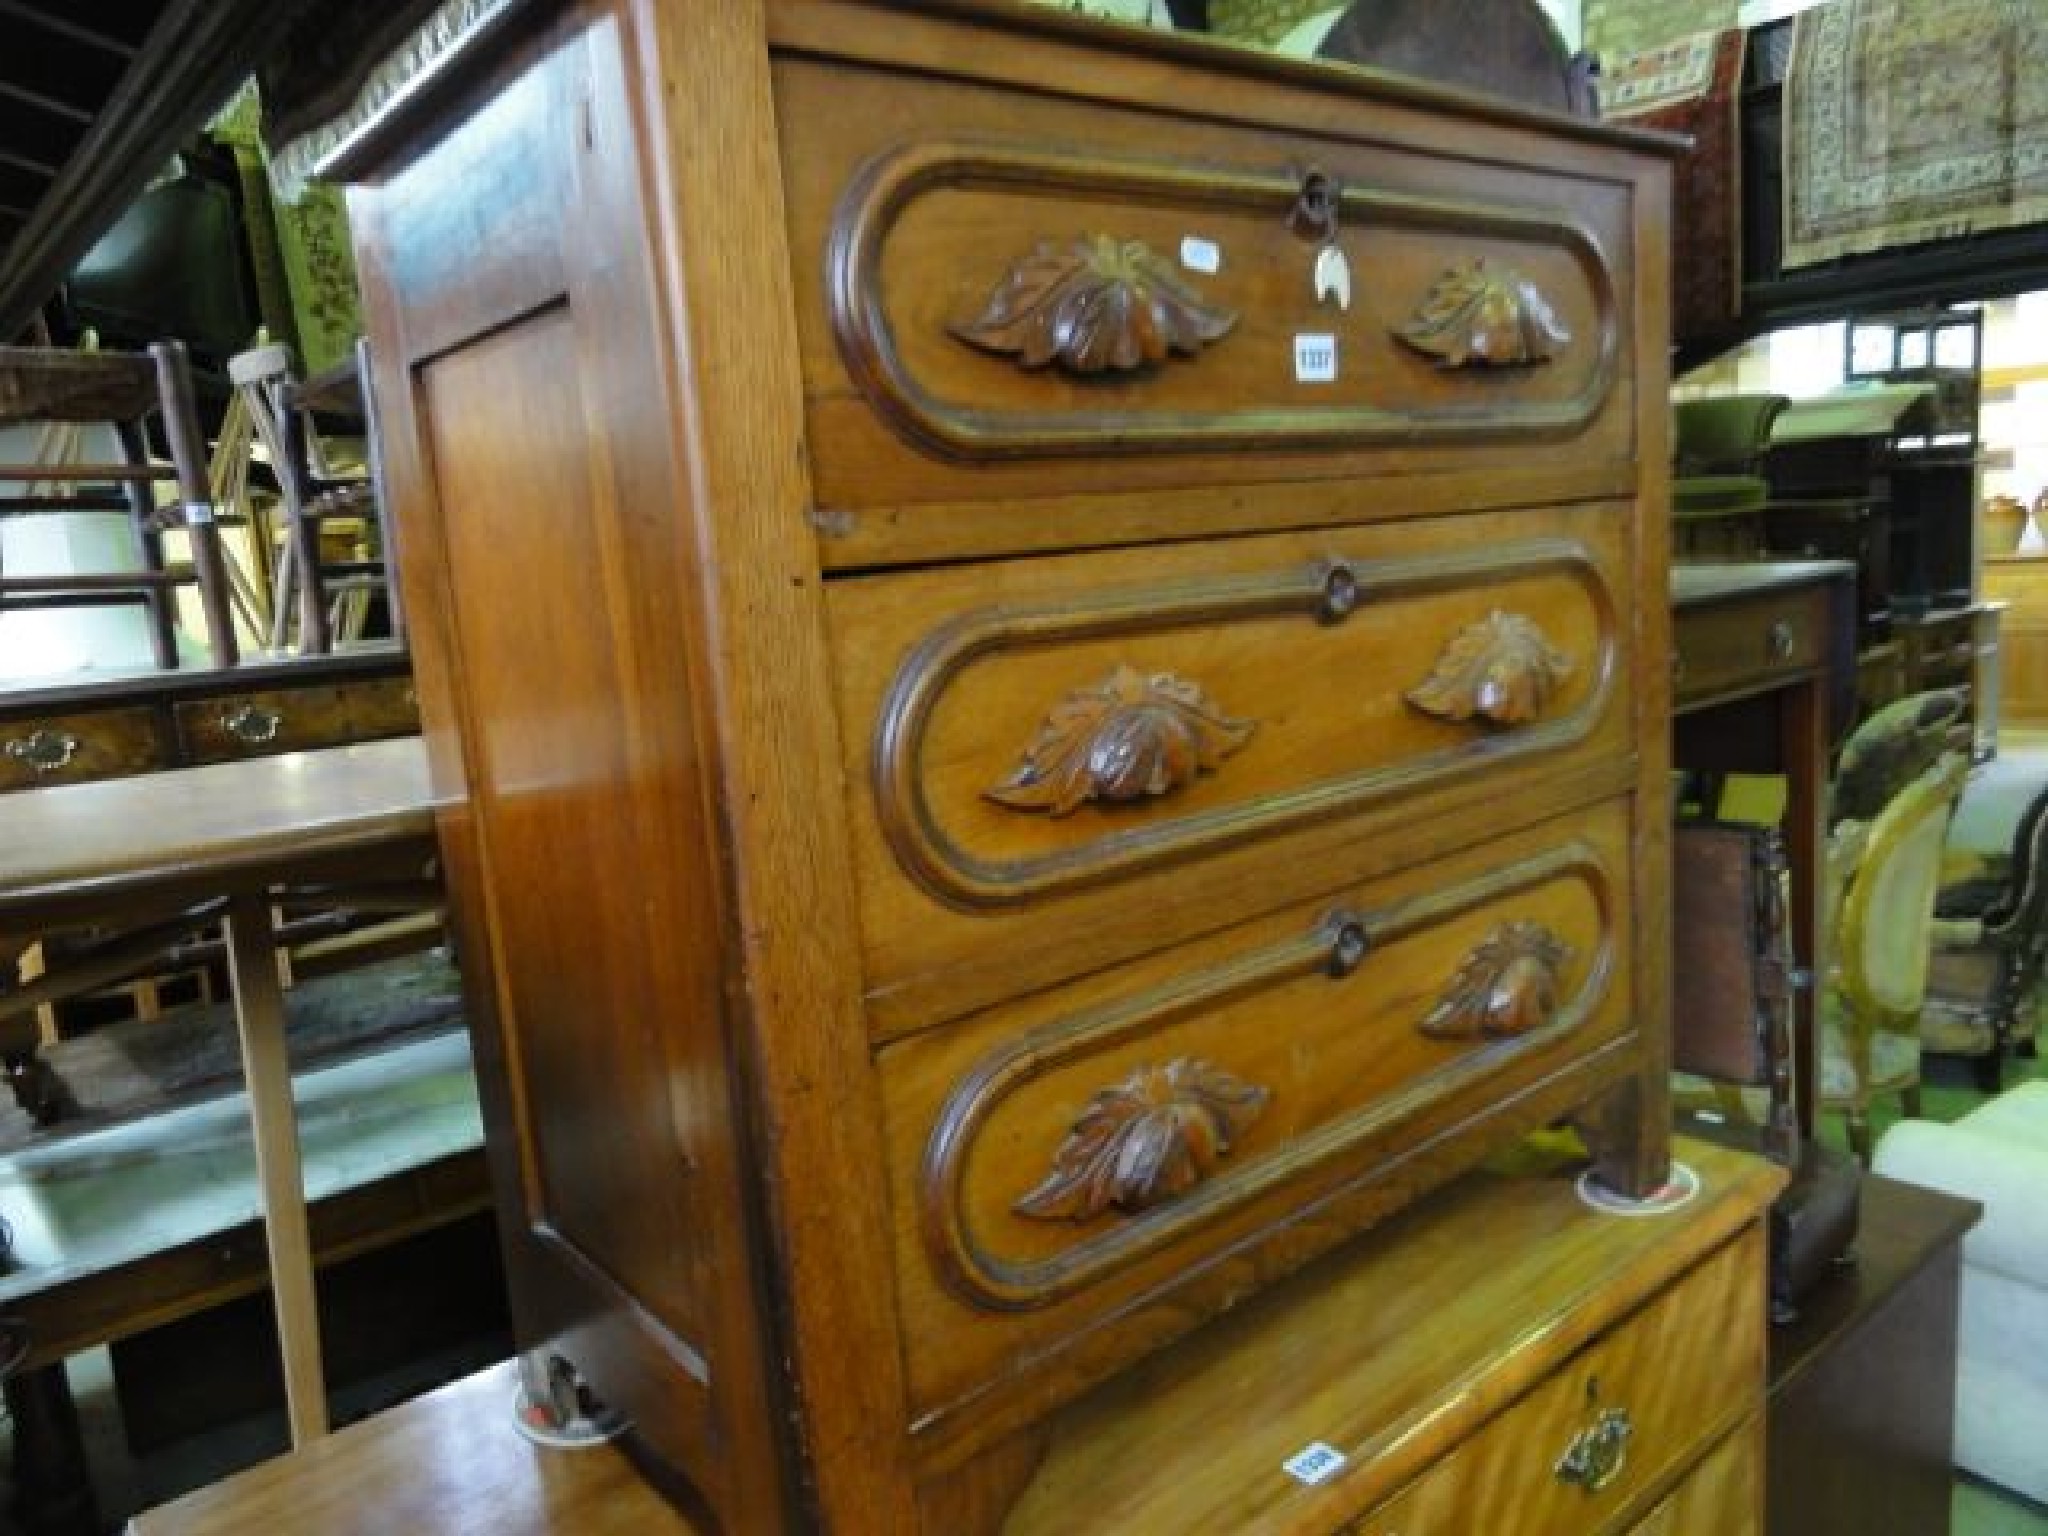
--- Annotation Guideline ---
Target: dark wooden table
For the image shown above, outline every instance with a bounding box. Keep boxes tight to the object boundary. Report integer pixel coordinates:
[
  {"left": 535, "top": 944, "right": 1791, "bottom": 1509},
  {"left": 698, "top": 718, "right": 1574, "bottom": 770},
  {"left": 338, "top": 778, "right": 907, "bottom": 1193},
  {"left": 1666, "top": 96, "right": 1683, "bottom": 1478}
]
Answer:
[{"left": 1766, "top": 1171, "right": 1981, "bottom": 1536}]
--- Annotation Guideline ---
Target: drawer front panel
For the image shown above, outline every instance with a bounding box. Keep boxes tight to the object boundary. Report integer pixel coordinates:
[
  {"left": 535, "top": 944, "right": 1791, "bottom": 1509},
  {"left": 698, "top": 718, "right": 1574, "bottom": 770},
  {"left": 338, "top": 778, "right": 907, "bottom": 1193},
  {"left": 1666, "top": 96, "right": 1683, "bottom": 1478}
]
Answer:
[
  {"left": 176, "top": 686, "right": 360, "bottom": 762},
  {"left": 776, "top": 54, "right": 1640, "bottom": 535},
  {"left": 342, "top": 675, "right": 422, "bottom": 741},
  {"left": 879, "top": 802, "right": 1634, "bottom": 1421},
  {"left": 830, "top": 502, "right": 1634, "bottom": 1033},
  {"left": 1360, "top": 1227, "right": 1762, "bottom": 1536},
  {"left": 1631, "top": 1419, "right": 1762, "bottom": 1535},
  {"left": 1673, "top": 586, "right": 1830, "bottom": 707},
  {"left": 0, "top": 707, "right": 163, "bottom": 792}
]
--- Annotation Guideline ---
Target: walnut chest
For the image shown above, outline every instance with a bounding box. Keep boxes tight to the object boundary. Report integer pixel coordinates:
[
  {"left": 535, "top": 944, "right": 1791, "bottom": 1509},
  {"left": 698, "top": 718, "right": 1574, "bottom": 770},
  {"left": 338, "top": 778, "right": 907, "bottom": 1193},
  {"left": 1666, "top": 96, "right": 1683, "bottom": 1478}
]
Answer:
[{"left": 345, "top": 2, "right": 1689, "bottom": 1528}]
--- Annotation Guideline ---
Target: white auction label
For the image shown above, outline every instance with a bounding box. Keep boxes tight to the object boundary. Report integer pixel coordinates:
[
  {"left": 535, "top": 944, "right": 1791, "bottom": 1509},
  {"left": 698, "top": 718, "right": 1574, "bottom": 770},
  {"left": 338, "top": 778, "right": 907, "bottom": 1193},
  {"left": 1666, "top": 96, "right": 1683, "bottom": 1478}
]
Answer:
[
  {"left": 1179, "top": 235, "right": 1222, "bottom": 274},
  {"left": 1282, "top": 1441, "right": 1348, "bottom": 1486},
  {"left": 1294, "top": 333, "right": 1338, "bottom": 383}
]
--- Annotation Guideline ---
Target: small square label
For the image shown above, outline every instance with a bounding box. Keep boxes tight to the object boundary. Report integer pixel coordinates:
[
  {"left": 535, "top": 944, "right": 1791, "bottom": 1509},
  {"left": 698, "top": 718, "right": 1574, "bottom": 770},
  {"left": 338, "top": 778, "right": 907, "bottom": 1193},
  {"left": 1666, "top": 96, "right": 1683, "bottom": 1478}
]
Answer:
[
  {"left": 1294, "top": 333, "right": 1338, "bottom": 383},
  {"left": 1179, "top": 235, "right": 1222, "bottom": 274},
  {"left": 1283, "top": 1441, "right": 1347, "bottom": 1486}
]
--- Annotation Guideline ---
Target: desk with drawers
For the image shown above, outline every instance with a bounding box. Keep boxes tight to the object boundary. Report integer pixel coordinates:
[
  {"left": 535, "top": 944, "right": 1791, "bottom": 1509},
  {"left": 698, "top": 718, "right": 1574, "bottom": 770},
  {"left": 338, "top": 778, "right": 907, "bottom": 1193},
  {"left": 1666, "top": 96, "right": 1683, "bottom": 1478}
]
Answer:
[
  {"left": 1672, "top": 560, "right": 1858, "bottom": 1142},
  {"left": 0, "top": 648, "right": 415, "bottom": 796}
]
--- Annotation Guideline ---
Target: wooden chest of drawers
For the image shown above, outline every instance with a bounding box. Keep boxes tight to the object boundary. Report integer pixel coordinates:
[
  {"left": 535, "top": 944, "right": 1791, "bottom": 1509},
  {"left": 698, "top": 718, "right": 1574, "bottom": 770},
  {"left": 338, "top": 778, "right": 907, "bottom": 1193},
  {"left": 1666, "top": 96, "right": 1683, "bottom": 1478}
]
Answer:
[{"left": 346, "top": 2, "right": 1684, "bottom": 1528}]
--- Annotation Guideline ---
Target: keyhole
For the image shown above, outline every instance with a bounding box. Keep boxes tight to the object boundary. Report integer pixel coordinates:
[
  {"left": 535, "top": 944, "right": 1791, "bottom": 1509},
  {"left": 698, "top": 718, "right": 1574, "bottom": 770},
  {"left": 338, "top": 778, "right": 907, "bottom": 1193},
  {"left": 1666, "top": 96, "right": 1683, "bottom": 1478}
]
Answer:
[{"left": 1290, "top": 168, "right": 1341, "bottom": 243}]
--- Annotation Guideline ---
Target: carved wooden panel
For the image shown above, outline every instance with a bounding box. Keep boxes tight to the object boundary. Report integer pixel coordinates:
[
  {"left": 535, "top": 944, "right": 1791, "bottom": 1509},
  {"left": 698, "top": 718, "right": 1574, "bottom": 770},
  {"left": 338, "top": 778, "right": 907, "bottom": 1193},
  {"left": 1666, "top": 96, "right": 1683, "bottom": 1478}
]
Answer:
[
  {"left": 888, "top": 802, "right": 1630, "bottom": 1419},
  {"left": 824, "top": 136, "right": 1617, "bottom": 461}
]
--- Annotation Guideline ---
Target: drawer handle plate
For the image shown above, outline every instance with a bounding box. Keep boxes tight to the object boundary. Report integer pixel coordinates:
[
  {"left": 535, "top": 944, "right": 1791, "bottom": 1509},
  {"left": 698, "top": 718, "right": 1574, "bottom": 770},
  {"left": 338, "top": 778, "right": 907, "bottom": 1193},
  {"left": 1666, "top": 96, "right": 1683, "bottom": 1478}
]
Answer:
[
  {"left": 951, "top": 234, "right": 1238, "bottom": 376},
  {"left": 986, "top": 664, "right": 1254, "bottom": 817},
  {"left": 4, "top": 729, "right": 82, "bottom": 774},
  {"left": 1767, "top": 618, "right": 1796, "bottom": 661},
  {"left": 1395, "top": 259, "right": 1568, "bottom": 369},
  {"left": 1407, "top": 611, "right": 1573, "bottom": 727},
  {"left": 1554, "top": 1406, "right": 1632, "bottom": 1494},
  {"left": 221, "top": 703, "right": 284, "bottom": 745},
  {"left": 1420, "top": 920, "right": 1571, "bottom": 1039},
  {"left": 1013, "top": 1056, "right": 1269, "bottom": 1223}
]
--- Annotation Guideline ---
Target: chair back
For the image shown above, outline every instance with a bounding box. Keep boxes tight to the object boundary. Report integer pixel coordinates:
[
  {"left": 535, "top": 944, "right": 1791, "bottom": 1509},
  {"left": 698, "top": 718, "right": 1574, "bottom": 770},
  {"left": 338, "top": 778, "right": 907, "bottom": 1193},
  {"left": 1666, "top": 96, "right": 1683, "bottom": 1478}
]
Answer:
[{"left": 1837, "top": 750, "right": 1970, "bottom": 1023}]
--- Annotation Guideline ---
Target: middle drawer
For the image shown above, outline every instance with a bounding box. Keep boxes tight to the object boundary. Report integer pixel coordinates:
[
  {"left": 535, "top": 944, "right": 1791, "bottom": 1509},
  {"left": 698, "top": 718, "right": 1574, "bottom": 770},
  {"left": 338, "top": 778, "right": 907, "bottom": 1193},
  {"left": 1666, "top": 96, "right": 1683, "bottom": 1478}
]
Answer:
[{"left": 828, "top": 500, "right": 1637, "bottom": 1036}]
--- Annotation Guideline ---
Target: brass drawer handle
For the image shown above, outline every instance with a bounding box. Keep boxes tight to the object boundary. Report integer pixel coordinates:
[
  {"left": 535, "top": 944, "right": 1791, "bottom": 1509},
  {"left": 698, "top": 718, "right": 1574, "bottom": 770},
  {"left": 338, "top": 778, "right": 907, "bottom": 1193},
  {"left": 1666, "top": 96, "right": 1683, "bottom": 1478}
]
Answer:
[
  {"left": 1766, "top": 619, "right": 1796, "bottom": 662},
  {"left": 221, "top": 703, "right": 284, "bottom": 745},
  {"left": 1554, "top": 1405, "right": 1633, "bottom": 1493},
  {"left": 4, "top": 728, "right": 82, "bottom": 775},
  {"left": 985, "top": 665, "right": 1255, "bottom": 817},
  {"left": 1407, "top": 612, "right": 1573, "bottom": 728}
]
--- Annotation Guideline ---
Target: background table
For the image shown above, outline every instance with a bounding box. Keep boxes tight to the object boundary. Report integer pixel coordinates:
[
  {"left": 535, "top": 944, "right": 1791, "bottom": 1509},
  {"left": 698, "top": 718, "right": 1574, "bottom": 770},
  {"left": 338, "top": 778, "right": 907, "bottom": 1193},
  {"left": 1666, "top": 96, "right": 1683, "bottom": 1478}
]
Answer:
[{"left": 0, "top": 738, "right": 438, "bottom": 1449}]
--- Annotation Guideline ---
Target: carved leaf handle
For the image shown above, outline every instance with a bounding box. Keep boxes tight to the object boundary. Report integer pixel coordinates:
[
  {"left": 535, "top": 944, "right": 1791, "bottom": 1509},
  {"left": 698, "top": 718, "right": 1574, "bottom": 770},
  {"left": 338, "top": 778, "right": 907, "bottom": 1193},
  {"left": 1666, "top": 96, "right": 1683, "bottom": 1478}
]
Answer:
[
  {"left": 1014, "top": 1058, "right": 1269, "bottom": 1223},
  {"left": 1406, "top": 611, "right": 1572, "bottom": 728},
  {"left": 1394, "top": 257, "right": 1570, "bottom": 368},
  {"left": 986, "top": 664, "right": 1254, "bottom": 817},
  {"left": 1420, "top": 920, "right": 1572, "bottom": 1039},
  {"left": 951, "top": 234, "right": 1238, "bottom": 376}
]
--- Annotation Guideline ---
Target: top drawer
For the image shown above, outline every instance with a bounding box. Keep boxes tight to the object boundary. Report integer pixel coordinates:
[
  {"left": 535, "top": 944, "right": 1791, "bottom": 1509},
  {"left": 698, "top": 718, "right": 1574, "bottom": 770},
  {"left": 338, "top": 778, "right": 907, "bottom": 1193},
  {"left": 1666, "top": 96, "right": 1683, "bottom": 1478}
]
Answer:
[
  {"left": 773, "top": 51, "right": 1647, "bottom": 565},
  {"left": 1672, "top": 583, "right": 1833, "bottom": 710}
]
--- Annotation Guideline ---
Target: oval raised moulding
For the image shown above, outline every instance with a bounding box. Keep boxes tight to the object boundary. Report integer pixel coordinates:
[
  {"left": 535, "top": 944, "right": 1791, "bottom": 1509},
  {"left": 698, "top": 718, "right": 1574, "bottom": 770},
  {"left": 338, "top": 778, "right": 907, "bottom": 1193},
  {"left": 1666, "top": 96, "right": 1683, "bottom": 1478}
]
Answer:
[
  {"left": 827, "top": 137, "right": 1621, "bottom": 460},
  {"left": 872, "top": 539, "right": 1617, "bottom": 910},
  {"left": 917, "top": 842, "right": 1617, "bottom": 1312}
]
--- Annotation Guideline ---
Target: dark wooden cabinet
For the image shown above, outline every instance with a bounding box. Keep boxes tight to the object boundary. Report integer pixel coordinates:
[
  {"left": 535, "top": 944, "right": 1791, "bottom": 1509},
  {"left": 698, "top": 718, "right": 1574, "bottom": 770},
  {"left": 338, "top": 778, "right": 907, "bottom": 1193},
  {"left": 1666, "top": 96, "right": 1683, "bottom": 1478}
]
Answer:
[
  {"left": 1766, "top": 1173, "right": 1979, "bottom": 1536},
  {"left": 344, "top": 3, "right": 1690, "bottom": 1529}
]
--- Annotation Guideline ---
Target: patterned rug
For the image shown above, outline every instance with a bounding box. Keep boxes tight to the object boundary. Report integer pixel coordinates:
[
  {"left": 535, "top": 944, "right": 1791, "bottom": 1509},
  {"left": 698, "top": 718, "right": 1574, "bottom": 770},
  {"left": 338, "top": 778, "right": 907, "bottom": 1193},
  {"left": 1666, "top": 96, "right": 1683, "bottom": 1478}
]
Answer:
[
  {"left": 1785, "top": 0, "right": 2048, "bottom": 269},
  {"left": 1606, "top": 28, "right": 1747, "bottom": 346}
]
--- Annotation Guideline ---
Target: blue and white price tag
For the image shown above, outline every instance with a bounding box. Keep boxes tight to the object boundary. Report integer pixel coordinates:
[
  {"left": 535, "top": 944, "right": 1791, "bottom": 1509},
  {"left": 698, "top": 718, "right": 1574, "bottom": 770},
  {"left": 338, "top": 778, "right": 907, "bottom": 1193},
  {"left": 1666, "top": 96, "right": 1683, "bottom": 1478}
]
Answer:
[
  {"left": 1293, "top": 333, "right": 1338, "bottom": 383},
  {"left": 1282, "top": 1440, "right": 1348, "bottom": 1486}
]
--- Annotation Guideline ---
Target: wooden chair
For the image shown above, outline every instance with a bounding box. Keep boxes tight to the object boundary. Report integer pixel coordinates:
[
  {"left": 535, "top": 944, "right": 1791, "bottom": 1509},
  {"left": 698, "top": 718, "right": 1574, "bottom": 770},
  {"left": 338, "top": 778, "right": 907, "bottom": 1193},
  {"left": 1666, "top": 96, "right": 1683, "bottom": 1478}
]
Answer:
[
  {"left": 227, "top": 338, "right": 397, "bottom": 655},
  {"left": 0, "top": 341, "right": 238, "bottom": 673},
  {"left": 1819, "top": 748, "right": 1971, "bottom": 1162}
]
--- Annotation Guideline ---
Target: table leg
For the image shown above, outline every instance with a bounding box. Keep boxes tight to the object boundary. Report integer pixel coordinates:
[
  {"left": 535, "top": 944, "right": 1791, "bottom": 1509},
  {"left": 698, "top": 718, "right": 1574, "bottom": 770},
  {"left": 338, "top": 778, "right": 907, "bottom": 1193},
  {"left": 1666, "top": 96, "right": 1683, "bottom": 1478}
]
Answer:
[
  {"left": 5, "top": 1362, "right": 98, "bottom": 1536},
  {"left": 1781, "top": 677, "right": 1828, "bottom": 1145},
  {"left": 223, "top": 891, "right": 329, "bottom": 1444}
]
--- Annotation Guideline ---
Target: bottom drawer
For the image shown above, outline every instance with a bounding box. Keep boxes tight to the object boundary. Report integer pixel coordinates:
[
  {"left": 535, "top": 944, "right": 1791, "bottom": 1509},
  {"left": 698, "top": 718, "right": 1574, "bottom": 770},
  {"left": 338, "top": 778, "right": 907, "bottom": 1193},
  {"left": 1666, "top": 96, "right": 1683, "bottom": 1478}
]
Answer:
[
  {"left": 1632, "top": 1417, "right": 1761, "bottom": 1535},
  {"left": 1358, "top": 1225, "right": 1763, "bottom": 1534},
  {"left": 883, "top": 798, "right": 1639, "bottom": 1427}
]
